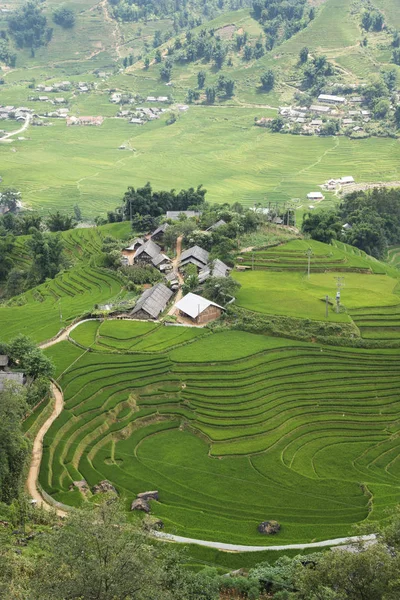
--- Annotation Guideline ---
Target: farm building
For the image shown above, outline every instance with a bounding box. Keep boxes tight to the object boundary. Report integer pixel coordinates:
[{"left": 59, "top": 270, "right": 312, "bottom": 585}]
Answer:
[
  {"left": 174, "top": 292, "right": 225, "bottom": 325},
  {"left": 317, "top": 94, "right": 346, "bottom": 104},
  {"left": 165, "top": 270, "right": 180, "bottom": 290},
  {"left": 133, "top": 239, "right": 161, "bottom": 265},
  {"left": 122, "top": 238, "right": 145, "bottom": 264},
  {"left": 309, "top": 105, "right": 331, "bottom": 114},
  {"left": 166, "top": 210, "right": 201, "bottom": 220},
  {"left": 206, "top": 219, "right": 226, "bottom": 231},
  {"left": 307, "top": 192, "right": 324, "bottom": 201},
  {"left": 0, "top": 355, "right": 9, "bottom": 370},
  {"left": 0, "top": 372, "right": 24, "bottom": 391},
  {"left": 152, "top": 253, "right": 172, "bottom": 270},
  {"left": 339, "top": 176, "right": 355, "bottom": 184},
  {"left": 130, "top": 283, "right": 173, "bottom": 320},
  {"left": 66, "top": 116, "right": 103, "bottom": 126},
  {"left": 150, "top": 222, "right": 169, "bottom": 245},
  {"left": 198, "top": 259, "right": 231, "bottom": 283},
  {"left": 179, "top": 245, "right": 209, "bottom": 270}
]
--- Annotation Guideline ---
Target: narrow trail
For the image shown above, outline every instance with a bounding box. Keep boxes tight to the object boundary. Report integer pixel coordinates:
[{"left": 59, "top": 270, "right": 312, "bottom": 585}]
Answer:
[
  {"left": 26, "top": 382, "right": 67, "bottom": 517},
  {"left": 153, "top": 531, "right": 377, "bottom": 552},
  {"left": 0, "top": 114, "right": 31, "bottom": 142},
  {"left": 168, "top": 235, "right": 184, "bottom": 315}
]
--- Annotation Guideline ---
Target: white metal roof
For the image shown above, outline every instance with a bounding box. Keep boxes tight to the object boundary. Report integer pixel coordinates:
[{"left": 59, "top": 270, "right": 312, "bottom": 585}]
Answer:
[{"left": 174, "top": 293, "right": 224, "bottom": 319}]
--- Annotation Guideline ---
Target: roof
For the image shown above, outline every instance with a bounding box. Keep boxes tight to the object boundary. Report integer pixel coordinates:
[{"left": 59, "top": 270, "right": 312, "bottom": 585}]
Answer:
[
  {"left": 0, "top": 372, "right": 24, "bottom": 391},
  {"left": 151, "top": 223, "right": 169, "bottom": 237},
  {"left": 198, "top": 259, "right": 230, "bottom": 283},
  {"left": 206, "top": 219, "right": 226, "bottom": 231},
  {"left": 179, "top": 245, "right": 209, "bottom": 267},
  {"left": 340, "top": 176, "right": 354, "bottom": 184},
  {"left": 175, "top": 293, "right": 225, "bottom": 319},
  {"left": 166, "top": 210, "right": 201, "bottom": 220},
  {"left": 318, "top": 94, "right": 345, "bottom": 103},
  {"left": 130, "top": 283, "right": 173, "bottom": 318},
  {"left": 0, "top": 355, "right": 9, "bottom": 367},
  {"left": 309, "top": 105, "right": 330, "bottom": 113},
  {"left": 152, "top": 253, "right": 171, "bottom": 267},
  {"left": 124, "top": 238, "right": 144, "bottom": 251},
  {"left": 134, "top": 239, "right": 161, "bottom": 260},
  {"left": 307, "top": 192, "right": 324, "bottom": 199}
]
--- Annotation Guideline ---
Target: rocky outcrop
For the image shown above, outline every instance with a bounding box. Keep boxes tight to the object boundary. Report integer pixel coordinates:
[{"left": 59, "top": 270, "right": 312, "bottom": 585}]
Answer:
[
  {"left": 92, "top": 480, "right": 117, "bottom": 495},
  {"left": 258, "top": 520, "right": 281, "bottom": 535},
  {"left": 130, "top": 498, "right": 150, "bottom": 513},
  {"left": 69, "top": 480, "right": 89, "bottom": 494},
  {"left": 130, "top": 490, "right": 159, "bottom": 513},
  {"left": 137, "top": 490, "right": 159, "bottom": 501}
]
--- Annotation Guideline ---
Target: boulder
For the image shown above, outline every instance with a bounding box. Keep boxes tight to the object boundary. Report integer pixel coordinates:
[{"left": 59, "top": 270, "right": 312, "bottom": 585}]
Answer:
[
  {"left": 142, "top": 516, "right": 164, "bottom": 531},
  {"left": 69, "top": 480, "right": 89, "bottom": 494},
  {"left": 257, "top": 520, "right": 281, "bottom": 535},
  {"left": 130, "top": 498, "right": 150, "bottom": 513},
  {"left": 92, "top": 480, "right": 117, "bottom": 495},
  {"left": 137, "top": 490, "right": 159, "bottom": 501}
]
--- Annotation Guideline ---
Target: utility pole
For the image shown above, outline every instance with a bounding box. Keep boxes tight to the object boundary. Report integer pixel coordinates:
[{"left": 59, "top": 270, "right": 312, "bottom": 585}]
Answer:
[
  {"left": 334, "top": 276, "right": 345, "bottom": 313},
  {"left": 305, "top": 247, "right": 313, "bottom": 279}
]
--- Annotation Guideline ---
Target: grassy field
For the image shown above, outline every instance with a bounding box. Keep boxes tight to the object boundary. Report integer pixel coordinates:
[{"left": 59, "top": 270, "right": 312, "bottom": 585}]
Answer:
[
  {"left": 1, "top": 111, "right": 400, "bottom": 217},
  {"left": 40, "top": 329, "right": 400, "bottom": 546},
  {"left": 233, "top": 240, "right": 400, "bottom": 322}
]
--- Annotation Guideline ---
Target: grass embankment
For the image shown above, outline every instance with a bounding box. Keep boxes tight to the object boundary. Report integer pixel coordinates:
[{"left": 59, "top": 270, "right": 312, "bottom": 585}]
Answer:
[{"left": 40, "top": 327, "right": 400, "bottom": 547}]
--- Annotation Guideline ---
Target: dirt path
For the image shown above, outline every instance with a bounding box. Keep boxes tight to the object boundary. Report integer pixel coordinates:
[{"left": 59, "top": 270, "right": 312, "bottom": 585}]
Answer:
[
  {"left": 26, "top": 382, "right": 67, "bottom": 516},
  {"left": 39, "top": 318, "right": 94, "bottom": 350},
  {"left": 153, "top": 531, "right": 377, "bottom": 552},
  {"left": 168, "top": 236, "right": 184, "bottom": 315},
  {"left": 0, "top": 114, "right": 31, "bottom": 142}
]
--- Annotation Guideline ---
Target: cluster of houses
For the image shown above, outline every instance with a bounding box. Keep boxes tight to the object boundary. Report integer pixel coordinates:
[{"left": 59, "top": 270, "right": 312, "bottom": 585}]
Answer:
[
  {"left": 117, "top": 106, "right": 167, "bottom": 125},
  {"left": 0, "top": 355, "right": 24, "bottom": 392},
  {"left": 66, "top": 116, "right": 104, "bottom": 127},
  {"left": 306, "top": 176, "right": 355, "bottom": 206},
  {"left": 36, "top": 81, "right": 91, "bottom": 93},
  {"left": 110, "top": 93, "right": 170, "bottom": 105},
  {"left": 29, "top": 96, "right": 67, "bottom": 105},
  {"left": 0, "top": 105, "right": 32, "bottom": 121},
  {"left": 120, "top": 219, "right": 230, "bottom": 324}
]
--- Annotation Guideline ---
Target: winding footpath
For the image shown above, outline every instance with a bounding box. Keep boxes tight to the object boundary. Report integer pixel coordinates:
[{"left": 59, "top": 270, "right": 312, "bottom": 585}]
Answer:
[
  {"left": 0, "top": 114, "right": 31, "bottom": 142},
  {"left": 27, "top": 320, "right": 377, "bottom": 550}
]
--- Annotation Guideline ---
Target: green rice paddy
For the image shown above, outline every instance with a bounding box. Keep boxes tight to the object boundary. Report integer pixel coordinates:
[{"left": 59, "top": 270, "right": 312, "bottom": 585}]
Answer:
[{"left": 40, "top": 328, "right": 400, "bottom": 545}]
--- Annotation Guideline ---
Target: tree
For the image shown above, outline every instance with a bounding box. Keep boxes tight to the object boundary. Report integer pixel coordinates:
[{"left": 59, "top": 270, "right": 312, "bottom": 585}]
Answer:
[
  {"left": 244, "top": 44, "right": 253, "bottom": 60},
  {"left": 31, "top": 500, "right": 192, "bottom": 600},
  {"left": 46, "top": 211, "right": 75, "bottom": 232},
  {"left": 144, "top": 56, "right": 150, "bottom": 69},
  {"left": 8, "top": 2, "right": 53, "bottom": 55},
  {"left": 224, "top": 79, "right": 235, "bottom": 98},
  {"left": 52, "top": 6, "right": 75, "bottom": 28},
  {"left": 299, "top": 46, "right": 309, "bottom": 63},
  {"left": 0, "top": 188, "right": 21, "bottom": 213},
  {"left": 160, "top": 59, "right": 172, "bottom": 81},
  {"left": 7, "top": 334, "right": 55, "bottom": 379},
  {"left": 0, "top": 233, "right": 15, "bottom": 280},
  {"left": 302, "top": 211, "right": 342, "bottom": 244},
  {"left": 270, "top": 117, "right": 284, "bottom": 132},
  {"left": 373, "top": 98, "right": 390, "bottom": 119},
  {"left": 260, "top": 69, "right": 275, "bottom": 91},
  {"left": 205, "top": 86, "right": 216, "bottom": 104},
  {"left": 73, "top": 204, "right": 82, "bottom": 222},
  {"left": 0, "top": 382, "right": 29, "bottom": 503},
  {"left": 395, "top": 105, "right": 400, "bottom": 128},
  {"left": 27, "top": 229, "right": 64, "bottom": 282},
  {"left": 197, "top": 70, "right": 206, "bottom": 89},
  {"left": 186, "top": 88, "right": 200, "bottom": 103},
  {"left": 202, "top": 276, "right": 241, "bottom": 305}
]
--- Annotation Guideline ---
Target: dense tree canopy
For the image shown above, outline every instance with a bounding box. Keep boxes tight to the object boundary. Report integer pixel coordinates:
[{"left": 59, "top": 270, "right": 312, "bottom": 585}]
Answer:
[
  {"left": 123, "top": 182, "right": 206, "bottom": 219},
  {"left": 8, "top": 2, "right": 53, "bottom": 55}
]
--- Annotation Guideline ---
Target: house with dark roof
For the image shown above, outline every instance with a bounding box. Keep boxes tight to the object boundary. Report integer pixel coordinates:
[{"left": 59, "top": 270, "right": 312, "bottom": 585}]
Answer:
[
  {"left": 174, "top": 292, "right": 225, "bottom": 325},
  {"left": 130, "top": 283, "right": 173, "bottom": 320},
  {"left": 198, "top": 259, "right": 231, "bottom": 284},
  {"left": 133, "top": 239, "right": 161, "bottom": 265},
  {"left": 166, "top": 210, "right": 201, "bottom": 221},
  {"left": 0, "top": 355, "right": 9, "bottom": 370},
  {"left": 179, "top": 245, "right": 209, "bottom": 271},
  {"left": 122, "top": 238, "right": 145, "bottom": 265},
  {"left": 0, "top": 372, "right": 25, "bottom": 391},
  {"left": 151, "top": 223, "right": 169, "bottom": 245},
  {"left": 152, "top": 253, "right": 172, "bottom": 270},
  {"left": 206, "top": 219, "right": 226, "bottom": 232}
]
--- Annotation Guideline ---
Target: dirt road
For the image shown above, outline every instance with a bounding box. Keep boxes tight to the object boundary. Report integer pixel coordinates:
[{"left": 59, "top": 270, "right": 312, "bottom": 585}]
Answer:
[
  {"left": 0, "top": 114, "right": 31, "bottom": 142},
  {"left": 26, "top": 382, "right": 67, "bottom": 516}
]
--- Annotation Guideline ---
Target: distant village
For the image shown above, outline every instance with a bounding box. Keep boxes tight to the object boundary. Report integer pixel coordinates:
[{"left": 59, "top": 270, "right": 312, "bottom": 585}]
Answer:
[{"left": 256, "top": 91, "right": 397, "bottom": 138}]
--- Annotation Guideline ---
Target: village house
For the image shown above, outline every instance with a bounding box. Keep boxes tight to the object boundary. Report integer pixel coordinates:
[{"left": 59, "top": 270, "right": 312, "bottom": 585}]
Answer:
[
  {"left": 165, "top": 270, "right": 180, "bottom": 291},
  {"left": 130, "top": 118, "right": 144, "bottom": 125},
  {"left": 206, "top": 219, "right": 226, "bottom": 231},
  {"left": 317, "top": 94, "right": 346, "bottom": 105},
  {"left": 339, "top": 176, "right": 355, "bottom": 185},
  {"left": 179, "top": 245, "right": 209, "bottom": 270},
  {"left": 166, "top": 210, "right": 201, "bottom": 221},
  {"left": 0, "top": 372, "right": 25, "bottom": 392},
  {"left": 150, "top": 222, "right": 169, "bottom": 245},
  {"left": 133, "top": 239, "right": 161, "bottom": 265},
  {"left": 309, "top": 105, "right": 331, "bottom": 115},
  {"left": 307, "top": 192, "right": 324, "bottom": 201},
  {"left": 66, "top": 116, "right": 104, "bottom": 126},
  {"left": 198, "top": 259, "right": 231, "bottom": 284},
  {"left": 130, "top": 283, "right": 173, "bottom": 320},
  {"left": 174, "top": 292, "right": 225, "bottom": 325},
  {"left": 0, "top": 355, "right": 9, "bottom": 370}
]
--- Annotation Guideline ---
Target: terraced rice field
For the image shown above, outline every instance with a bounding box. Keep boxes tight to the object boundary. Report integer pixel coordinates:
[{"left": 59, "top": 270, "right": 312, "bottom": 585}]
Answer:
[
  {"left": 41, "top": 328, "right": 400, "bottom": 545},
  {"left": 387, "top": 246, "right": 400, "bottom": 270},
  {"left": 0, "top": 266, "right": 124, "bottom": 342}
]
